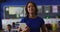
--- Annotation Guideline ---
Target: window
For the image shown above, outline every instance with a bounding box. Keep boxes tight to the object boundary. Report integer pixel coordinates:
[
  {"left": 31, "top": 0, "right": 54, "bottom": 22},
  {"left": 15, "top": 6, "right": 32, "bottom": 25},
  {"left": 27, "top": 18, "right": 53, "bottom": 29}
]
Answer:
[{"left": 4, "top": 6, "right": 26, "bottom": 19}]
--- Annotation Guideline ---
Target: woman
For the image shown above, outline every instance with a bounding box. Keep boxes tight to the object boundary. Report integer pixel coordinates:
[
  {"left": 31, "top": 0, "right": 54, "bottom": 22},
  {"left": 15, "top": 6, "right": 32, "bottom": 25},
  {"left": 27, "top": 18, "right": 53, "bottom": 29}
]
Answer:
[{"left": 19, "top": 1, "right": 48, "bottom": 32}]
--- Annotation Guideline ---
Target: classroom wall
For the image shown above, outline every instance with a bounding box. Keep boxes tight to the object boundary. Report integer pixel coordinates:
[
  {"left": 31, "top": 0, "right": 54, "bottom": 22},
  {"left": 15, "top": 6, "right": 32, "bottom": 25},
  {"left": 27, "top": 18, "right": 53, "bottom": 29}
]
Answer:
[
  {"left": 1, "top": 0, "right": 60, "bottom": 19},
  {"left": 0, "top": 0, "right": 60, "bottom": 29}
]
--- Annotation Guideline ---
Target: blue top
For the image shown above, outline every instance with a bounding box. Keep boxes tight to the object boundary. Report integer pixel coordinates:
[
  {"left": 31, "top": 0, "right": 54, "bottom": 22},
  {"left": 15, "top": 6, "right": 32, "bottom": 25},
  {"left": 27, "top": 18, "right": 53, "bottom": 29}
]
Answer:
[
  {"left": 11, "top": 25, "right": 17, "bottom": 29},
  {"left": 20, "top": 16, "right": 45, "bottom": 32}
]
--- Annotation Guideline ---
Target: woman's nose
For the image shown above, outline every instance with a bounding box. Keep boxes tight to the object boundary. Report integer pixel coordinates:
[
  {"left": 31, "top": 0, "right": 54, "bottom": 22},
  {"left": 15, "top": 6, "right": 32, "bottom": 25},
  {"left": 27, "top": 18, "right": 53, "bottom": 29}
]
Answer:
[{"left": 30, "top": 7, "right": 33, "bottom": 10}]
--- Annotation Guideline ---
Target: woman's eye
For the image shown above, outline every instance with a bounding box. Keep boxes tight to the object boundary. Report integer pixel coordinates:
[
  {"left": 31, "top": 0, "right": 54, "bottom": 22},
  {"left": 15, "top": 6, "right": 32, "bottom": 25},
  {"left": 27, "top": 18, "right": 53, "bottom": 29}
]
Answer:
[{"left": 28, "top": 6, "right": 30, "bottom": 8}]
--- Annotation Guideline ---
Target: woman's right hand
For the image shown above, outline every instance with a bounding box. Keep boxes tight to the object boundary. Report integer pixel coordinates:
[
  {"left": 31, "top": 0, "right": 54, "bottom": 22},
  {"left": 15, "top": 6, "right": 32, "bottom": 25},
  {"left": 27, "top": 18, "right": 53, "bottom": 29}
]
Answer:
[
  {"left": 18, "top": 27, "right": 22, "bottom": 32},
  {"left": 18, "top": 26, "right": 30, "bottom": 32},
  {"left": 23, "top": 26, "right": 30, "bottom": 32}
]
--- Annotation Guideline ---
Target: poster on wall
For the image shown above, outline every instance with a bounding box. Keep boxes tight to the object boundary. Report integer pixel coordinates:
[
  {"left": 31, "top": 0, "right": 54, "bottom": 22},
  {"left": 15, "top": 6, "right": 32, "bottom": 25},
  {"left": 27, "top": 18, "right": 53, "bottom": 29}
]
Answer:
[
  {"left": 52, "top": 5, "right": 58, "bottom": 13},
  {"left": 9, "top": 6, "right": 25, "bottom": 17},
  {"left": 9, "top": 7, "right": 16, "bottom": 15},
  {"left": 23, "top": 7, "right": 26, "bottom": 17},
  {"left": 5, "top": 7, "right": 9, "bottom": 11},
  {"left": 44, "top": 6, "right": 50, "bottom": 13},
  {"left": 37, "top": 6, "right": 42, "bottom": 14},
  {"left": 5, "top": 6, "right": 25, "bottom": 19}
]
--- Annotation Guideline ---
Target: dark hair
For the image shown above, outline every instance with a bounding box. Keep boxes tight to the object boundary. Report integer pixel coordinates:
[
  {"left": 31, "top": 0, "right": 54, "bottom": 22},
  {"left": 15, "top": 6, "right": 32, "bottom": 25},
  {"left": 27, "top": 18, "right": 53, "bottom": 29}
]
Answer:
[
  {"left": 12, "top": 22, "right": 15, "bottom": 25},
  {"left": 25, "top": 1, "right": 38, "bottom": 18},
  {"left": 7, "top": 24, "right": 11, "bottom": 28}
]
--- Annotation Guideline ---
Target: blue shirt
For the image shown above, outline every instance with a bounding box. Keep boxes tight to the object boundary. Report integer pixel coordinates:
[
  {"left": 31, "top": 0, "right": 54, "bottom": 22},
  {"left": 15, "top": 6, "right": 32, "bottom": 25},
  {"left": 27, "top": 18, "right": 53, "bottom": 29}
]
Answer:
[
  {"left": 11, "top": 25, "right": 17, "bottom": 29},
  {"left": 20, "top": 17, "right": 45, "bottom": 32}
]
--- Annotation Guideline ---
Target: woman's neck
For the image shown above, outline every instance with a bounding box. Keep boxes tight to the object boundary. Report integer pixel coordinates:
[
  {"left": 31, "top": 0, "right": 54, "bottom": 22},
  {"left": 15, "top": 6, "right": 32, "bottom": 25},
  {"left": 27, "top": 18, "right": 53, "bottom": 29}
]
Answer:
[{"left": 29, "top": 14, "right": 37, "bottom": 18}]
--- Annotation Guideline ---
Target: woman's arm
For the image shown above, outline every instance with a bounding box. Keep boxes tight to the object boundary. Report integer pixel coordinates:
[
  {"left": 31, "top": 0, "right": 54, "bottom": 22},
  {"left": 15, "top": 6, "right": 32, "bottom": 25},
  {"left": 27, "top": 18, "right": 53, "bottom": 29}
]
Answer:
[
  {"left": 41, "top": 24, "right": 48, "bottom": 32},
  {"left": 40, "top": 18, "right": 48, "bottom": 32}
]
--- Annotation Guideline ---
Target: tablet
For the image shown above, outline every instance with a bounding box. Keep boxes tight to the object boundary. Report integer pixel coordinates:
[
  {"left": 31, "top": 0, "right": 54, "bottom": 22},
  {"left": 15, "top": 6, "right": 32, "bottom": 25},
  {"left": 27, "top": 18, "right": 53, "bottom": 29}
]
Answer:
[{"left": 19, "top": 23, "right": 27, "bottom": 31}]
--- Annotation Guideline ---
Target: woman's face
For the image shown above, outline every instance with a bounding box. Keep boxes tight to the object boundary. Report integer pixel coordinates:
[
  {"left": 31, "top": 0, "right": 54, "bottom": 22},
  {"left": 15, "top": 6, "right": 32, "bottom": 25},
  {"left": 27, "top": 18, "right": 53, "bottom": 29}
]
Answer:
[{"left": 27, "top": 3, "right": 35, "bottom": 14}]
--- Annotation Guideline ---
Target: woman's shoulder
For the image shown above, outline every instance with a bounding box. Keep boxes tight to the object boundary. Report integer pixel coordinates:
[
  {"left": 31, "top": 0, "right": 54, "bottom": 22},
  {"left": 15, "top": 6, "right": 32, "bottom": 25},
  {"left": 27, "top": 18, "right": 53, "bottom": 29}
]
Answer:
[
  {"left": 21, "top": 17, "right": 28, "bottom": 20},
  {"left": 21, "top": 17, "right": 29, "bottom": 21},
  {"left": 37, "top": 16, "right": 44, "bottom": 21},
  {"left": 20, "top": 17, "right": 28, "bottom": 23},
  {"left": 21, "top": 16, "right": 43, "bottom": 20},
  {"left": 37, "top": 16, "right": 43, "bottom": 19}
]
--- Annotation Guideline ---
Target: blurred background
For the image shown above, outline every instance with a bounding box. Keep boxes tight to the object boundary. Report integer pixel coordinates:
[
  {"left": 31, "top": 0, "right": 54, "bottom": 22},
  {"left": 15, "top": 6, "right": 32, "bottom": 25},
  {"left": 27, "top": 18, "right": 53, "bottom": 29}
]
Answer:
[{"left": 0, "top": 0, "right": 60, "bottom": 32}]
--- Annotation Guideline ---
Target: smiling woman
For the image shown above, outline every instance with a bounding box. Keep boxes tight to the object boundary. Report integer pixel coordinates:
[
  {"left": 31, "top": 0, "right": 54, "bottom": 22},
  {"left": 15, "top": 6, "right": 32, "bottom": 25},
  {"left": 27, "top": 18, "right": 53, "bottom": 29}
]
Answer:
[{"left": 19, "top": 1, "right": 48, "bottom": 32}]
